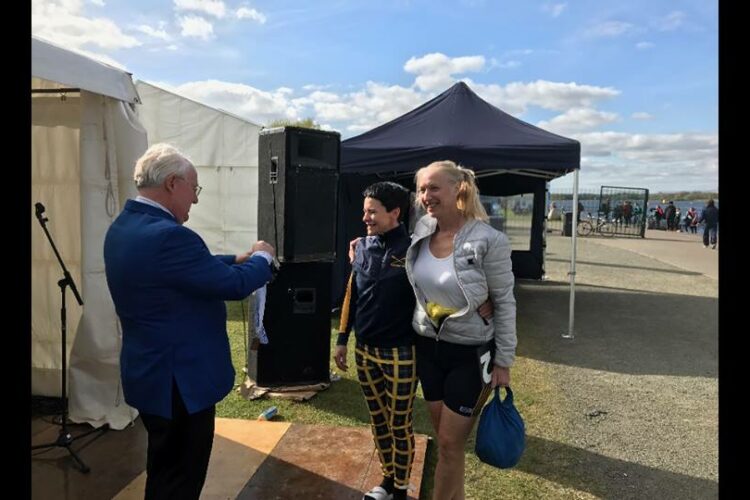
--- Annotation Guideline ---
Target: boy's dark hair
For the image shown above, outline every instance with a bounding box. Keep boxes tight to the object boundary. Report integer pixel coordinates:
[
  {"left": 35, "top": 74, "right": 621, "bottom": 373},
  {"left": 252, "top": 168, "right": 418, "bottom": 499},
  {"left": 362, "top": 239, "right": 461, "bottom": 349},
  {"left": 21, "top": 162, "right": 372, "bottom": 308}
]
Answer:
[{"left": 363, "top": 181, "right": 410, "bottom": 221}]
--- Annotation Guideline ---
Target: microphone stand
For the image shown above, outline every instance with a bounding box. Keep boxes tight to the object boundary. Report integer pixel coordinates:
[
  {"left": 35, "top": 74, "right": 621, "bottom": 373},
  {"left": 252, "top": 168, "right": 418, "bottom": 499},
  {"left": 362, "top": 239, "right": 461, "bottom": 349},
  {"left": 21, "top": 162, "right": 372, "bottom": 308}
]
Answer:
[{"left": 31, "top": 202, "right": 107, "bottom": 473}]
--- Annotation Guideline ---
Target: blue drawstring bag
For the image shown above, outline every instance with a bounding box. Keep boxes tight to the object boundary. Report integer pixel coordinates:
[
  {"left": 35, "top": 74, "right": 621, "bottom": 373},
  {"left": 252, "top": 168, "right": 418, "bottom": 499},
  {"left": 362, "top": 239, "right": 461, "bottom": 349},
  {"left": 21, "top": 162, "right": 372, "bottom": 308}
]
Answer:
[{"left": 475, "top": 386, "right": 525, "bottom": 469}]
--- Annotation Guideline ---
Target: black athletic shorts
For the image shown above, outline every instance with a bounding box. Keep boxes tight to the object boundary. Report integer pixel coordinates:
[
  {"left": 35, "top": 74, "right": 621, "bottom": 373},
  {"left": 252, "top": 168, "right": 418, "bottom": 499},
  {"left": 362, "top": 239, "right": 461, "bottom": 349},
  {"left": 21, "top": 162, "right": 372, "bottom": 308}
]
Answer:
[{"left": 415, "top": 334, "right": 494, "bottom": 417}]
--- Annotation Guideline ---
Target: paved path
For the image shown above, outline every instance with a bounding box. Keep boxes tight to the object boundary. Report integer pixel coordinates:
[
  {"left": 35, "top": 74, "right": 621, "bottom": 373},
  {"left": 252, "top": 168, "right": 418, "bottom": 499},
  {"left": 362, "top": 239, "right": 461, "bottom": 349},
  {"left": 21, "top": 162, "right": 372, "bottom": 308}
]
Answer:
[
  {"left": 568, "top": 229, "right": 718, "bottom": 280},
  {"left": 525, "top": 233, "right": 718, "bottom": 498}
]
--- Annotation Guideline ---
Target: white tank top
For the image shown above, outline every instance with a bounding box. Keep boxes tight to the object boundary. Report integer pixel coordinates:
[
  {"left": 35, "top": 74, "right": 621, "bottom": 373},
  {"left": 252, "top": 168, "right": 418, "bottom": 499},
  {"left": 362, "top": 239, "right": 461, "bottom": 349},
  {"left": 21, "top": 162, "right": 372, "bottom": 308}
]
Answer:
[{"left": 412, "top": 240, "right": 467, "bottom": 310}]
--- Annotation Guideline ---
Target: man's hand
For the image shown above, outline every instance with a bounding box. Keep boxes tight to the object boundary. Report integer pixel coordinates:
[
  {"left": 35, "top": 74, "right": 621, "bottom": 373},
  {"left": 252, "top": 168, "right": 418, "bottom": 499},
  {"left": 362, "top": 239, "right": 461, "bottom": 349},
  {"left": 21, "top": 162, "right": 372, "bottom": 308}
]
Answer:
[
  {"left": 252, "top": 240, "right": 275, "bottom": 256},
  {"left": 235, "top": 241, "right": 276, "bottom": 263},
  {"left": 334, "top": 345, "right": 348, "bottom": 371},
  {"left": 348, "top": 237, "right": 362, "bottom": 264},
  {"left": 491, "top": 365, "right": 510, "bottom": 388},
  {"left": 234, "top": 250, "right": 253, "bottom": 264}
]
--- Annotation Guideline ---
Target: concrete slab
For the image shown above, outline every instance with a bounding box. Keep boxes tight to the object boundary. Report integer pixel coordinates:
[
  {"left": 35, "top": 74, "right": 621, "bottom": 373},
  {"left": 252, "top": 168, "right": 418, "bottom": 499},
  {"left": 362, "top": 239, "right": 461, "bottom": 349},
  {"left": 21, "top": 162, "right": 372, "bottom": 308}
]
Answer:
[
  {"left": 32, "top": 417, "right": 428, "bottom": 500},
  {"left": 239, "top": 424, "right": 428, "bottom": 499},
  {"left": 31, "top": 418, "right": 147, "bottom": 500}
]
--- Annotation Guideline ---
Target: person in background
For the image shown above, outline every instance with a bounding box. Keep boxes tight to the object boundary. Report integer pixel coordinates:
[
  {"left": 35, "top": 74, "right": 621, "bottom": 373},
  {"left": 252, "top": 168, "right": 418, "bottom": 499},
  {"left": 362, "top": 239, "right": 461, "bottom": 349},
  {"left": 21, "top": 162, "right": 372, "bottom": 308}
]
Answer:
[
  {"left": 547, "top": 202, "right": 561, "bottom": 221},
  {"left": 406, "top": 160, "right": 517, "bottom": 500},
  {"left": 698, "top": 199, "right": 719, "bottom": 249},
  {"left": 686, "top": 206, "right": 698, "bottom": 234},
  {"left": 600, "top": 199, "right": 611, "bottom": 220},
  {"left": 655, "top": 205, "right": 664, "bottom": 229},
  {"left": 103, "top": 143, "right": 275, "bottom": 499},
  {"left": 623, "top": 201, "right": 633, "bottom": 227},
  {"left": 665, "top": 201, "right": 677, "bottom": 231}
]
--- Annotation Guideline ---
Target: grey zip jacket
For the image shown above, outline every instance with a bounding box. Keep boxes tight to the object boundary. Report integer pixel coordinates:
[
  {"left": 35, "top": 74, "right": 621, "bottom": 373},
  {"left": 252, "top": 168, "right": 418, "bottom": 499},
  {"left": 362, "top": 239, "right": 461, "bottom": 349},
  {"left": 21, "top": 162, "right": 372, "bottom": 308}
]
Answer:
[{"left": 405, "top": 215, "right": 517, "bottom": 367}]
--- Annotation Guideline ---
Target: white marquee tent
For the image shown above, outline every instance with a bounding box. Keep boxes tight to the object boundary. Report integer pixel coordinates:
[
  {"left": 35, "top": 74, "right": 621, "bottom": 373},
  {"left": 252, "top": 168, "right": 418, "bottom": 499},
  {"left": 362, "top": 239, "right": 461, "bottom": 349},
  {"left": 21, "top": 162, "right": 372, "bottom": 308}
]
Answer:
[
  {"left": 32, "top": 37, "right": 265, "bottom": 431},
  {"left": 32, "top": 35, "right": 146, "bottom": 430},
  {"left": 135, "top": 81, "right": 262, "bottom": 255}
]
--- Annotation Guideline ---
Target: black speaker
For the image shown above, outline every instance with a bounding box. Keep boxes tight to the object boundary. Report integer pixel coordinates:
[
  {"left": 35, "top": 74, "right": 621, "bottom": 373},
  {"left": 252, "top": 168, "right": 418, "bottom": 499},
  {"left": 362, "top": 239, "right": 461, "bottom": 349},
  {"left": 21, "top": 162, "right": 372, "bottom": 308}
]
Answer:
[
  {"left": 258, "top": 126, "right": 341, "bottom": 262},
  {"left": 256, "top": 262, "right": 332, "bottom": 387}
]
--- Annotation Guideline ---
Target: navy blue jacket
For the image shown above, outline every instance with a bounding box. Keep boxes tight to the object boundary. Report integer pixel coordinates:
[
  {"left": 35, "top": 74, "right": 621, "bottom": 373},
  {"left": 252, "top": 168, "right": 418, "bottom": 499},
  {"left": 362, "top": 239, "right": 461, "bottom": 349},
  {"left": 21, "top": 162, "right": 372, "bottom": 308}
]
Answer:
[
  {"left": 699, "top": 205, "right": 719, "bottom": 227},
  {"left": 104, "top": 200, "right": 272, "bottom": 418},
  {"left": 337, "top": 224, "right": 415, "bottom": 348}
]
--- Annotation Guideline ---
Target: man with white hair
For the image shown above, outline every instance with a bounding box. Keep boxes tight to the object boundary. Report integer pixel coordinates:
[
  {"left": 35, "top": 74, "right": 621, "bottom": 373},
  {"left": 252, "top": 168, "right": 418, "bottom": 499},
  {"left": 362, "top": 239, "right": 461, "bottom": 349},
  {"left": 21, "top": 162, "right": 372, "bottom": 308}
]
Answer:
[{"left": 104, "top": 143, "right": 275, "bottom": 499}]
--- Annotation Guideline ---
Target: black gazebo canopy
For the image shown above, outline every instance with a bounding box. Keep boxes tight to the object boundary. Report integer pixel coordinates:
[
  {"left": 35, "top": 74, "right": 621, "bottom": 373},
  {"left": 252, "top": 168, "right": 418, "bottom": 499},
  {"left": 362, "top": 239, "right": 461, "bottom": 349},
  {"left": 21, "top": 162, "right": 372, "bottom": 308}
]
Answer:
[
  {"left": 341, "top": 81, "right": 580, "bottom": 176},
  {"left": 332, "top": 81, "right": 581, "bottom": 303}
]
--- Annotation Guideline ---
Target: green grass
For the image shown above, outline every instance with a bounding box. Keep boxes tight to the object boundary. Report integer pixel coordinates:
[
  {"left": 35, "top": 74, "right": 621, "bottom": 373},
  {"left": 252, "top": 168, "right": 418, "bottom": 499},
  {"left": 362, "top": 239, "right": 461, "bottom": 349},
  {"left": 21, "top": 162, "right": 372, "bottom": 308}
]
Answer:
[{"left": 217, "top": 300, "right": 592, "bottom": 499}]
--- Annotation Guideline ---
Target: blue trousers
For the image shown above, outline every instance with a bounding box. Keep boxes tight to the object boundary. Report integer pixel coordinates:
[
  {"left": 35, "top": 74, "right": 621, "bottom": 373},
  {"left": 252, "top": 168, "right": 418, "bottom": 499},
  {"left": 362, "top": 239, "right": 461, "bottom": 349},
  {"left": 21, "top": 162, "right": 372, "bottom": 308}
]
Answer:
[{"left": 703, "top": 225, "right": 718, "bottom": 246}]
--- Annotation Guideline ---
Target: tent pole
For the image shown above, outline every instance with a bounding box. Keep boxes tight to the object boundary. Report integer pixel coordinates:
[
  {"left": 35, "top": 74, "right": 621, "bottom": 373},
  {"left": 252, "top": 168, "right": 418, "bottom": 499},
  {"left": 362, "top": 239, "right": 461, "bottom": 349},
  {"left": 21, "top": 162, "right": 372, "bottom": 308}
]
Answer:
[
  {"left": 542, "top": 181, "right": 550, "bottom": 280},
  {"left": 562, "top": 169, "right": 579, "bottom": 339}
]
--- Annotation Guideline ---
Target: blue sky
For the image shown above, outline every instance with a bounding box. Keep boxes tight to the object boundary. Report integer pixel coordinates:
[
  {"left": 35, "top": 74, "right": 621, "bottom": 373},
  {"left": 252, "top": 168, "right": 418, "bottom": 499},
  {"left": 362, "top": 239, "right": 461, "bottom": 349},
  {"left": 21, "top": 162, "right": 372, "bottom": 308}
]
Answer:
[{"left": 33, "top": 0, "right": 718, "bottom": 192}]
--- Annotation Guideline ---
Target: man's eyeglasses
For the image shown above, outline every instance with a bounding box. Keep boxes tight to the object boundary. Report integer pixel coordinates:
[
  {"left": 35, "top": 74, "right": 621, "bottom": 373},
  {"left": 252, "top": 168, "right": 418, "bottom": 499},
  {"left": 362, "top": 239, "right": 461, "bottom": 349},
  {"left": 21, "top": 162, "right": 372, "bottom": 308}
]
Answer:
[{"left": 175, "top": 176, "right": 202, "bottom": 196}]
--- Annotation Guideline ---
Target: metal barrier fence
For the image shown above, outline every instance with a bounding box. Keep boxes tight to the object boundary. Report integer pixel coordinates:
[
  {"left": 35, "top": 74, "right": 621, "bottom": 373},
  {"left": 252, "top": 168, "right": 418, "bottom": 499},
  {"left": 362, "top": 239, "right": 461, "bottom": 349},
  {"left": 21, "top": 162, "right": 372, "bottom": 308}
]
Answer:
[{"left": 546, "top": 186, "right": 649, "bottom": 238}]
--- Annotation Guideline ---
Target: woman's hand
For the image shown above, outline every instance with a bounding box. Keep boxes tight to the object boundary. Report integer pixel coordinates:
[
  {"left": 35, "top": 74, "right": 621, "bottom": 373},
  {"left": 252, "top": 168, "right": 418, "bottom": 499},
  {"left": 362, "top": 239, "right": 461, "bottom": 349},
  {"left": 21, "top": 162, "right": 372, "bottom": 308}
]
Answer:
[
  {"left": 477, "top": 298, "right": 493, "bottom": 324},
  {"left": 348, "top": 237, "right": 362, "bottom": 264},
  {"left": 491, "top": 365, "right": 510, "bottom": 388},
  {"left": 334, "top": 345, "right": 348, "bottom": 371}
]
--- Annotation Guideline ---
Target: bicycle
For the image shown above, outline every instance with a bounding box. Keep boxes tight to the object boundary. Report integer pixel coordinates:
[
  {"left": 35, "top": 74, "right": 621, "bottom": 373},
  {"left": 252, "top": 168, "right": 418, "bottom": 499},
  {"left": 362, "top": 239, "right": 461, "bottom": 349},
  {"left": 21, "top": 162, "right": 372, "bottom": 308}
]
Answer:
[{"left": 577, "top": 211, "right": 615, "bottom": 237}]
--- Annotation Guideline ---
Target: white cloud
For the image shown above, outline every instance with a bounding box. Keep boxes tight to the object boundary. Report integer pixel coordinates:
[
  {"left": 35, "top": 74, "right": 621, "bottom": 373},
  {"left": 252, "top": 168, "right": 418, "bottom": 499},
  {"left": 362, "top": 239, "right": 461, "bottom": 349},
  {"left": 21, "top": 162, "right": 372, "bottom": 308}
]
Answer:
[
  {"left": 32, "top": 0, "right": 141, "bottom": 50},
  {"left": 174, "top": 0, "right": 226, "bottom": 19},
  {"left": 506, "top": 49, "right": 535, "bottom": 56},
  {"left": 537, "top": 108, "right": 619, "bottom": 134},
  {"left": 295, "top": 77, "right": 620, "bottom": 136},
  {"left": 490, "top": 58, "right": 521, "bottom": 69},
  {"left": 157, "top": 43, "right": 716, "bottom": 191},
  {"left": 404, "top": 53, "right": 485, "bottom": 91},
  {"left": 554, "top": 154, "right": 717, "bottom": 192},
  {"left": 470, "top": 80, "right": 620, "bottom": 115},
  {"left": 173, "top": 80, "right": 303, "bottom": 124},
  {"left": 166, "top": 72, "right": 717, "bottom": 192},
  {"left": 236, "top": 6, "right": 266, "bottom": 24},
  {"left": 302, "top": 84, "right": 333, "bottom": 91},
  {"left": 135, "top": 24, "right": 172, "bottom": 41},
  {"left": 304, "top": 82, "right": 426, "bottom": 132},
  {"left": 307, "top": 91, "right": 340, "bottom": 103},
  {"left": 541, "top": 3, "right": 567, "bottom": 18},
  {"left": 178, "top": 15, "right": 214, "bottom": 40},
  {"left": 636, "top": 41, "right": 654, "bottom": 50},
  {"left": 552, "top": 132, "right": 718, "bottom": 191},
  {"left": 89, "top": 0, "right": 105, "bottom": 6},
  {"left": 577, "top": 132, "right": 717, "bottom": 163},
  {"left": 631, "top": 112, "right": 653, "bottom": 120},
  {"left": 585, "top": 21, "right": 634, "bottom": 38},
  {"left": 656, "top": 11, "right": 686, "bottom": 31}
]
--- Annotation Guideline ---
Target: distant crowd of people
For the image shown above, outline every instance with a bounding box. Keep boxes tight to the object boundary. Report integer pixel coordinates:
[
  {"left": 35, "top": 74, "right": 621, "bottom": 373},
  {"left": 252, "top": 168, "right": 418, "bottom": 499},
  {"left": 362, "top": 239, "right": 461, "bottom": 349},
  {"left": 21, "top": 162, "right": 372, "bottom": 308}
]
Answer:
[
  {"left": 648, "top": 199, "right": 719, "bottom": 248},
  {"left": 546, "top": 198, "right": 719, "bottom": 248}
]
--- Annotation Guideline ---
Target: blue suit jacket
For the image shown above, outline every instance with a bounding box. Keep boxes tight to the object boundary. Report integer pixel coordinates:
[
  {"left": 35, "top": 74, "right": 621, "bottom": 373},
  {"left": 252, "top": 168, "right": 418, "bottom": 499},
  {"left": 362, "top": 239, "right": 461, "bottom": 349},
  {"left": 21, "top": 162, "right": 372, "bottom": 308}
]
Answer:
[{"left": 104, "top": 200, "right": 272, "bottom": 418}]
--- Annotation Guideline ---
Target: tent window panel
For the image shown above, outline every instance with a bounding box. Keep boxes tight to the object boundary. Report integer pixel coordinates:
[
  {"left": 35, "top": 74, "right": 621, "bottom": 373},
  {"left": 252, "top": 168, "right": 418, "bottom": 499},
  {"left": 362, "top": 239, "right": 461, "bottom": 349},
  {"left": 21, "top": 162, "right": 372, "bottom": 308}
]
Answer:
[{"left": 481, "top": 194, "right": 532, "bottom": 252}]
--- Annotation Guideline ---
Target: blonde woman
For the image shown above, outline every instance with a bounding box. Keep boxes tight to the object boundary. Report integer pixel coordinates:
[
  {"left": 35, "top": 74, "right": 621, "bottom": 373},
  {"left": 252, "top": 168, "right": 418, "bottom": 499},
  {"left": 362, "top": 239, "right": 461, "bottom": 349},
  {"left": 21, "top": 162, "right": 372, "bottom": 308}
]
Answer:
[{"left": 405, "top": 160, "right": 517, "bottom": 500}]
